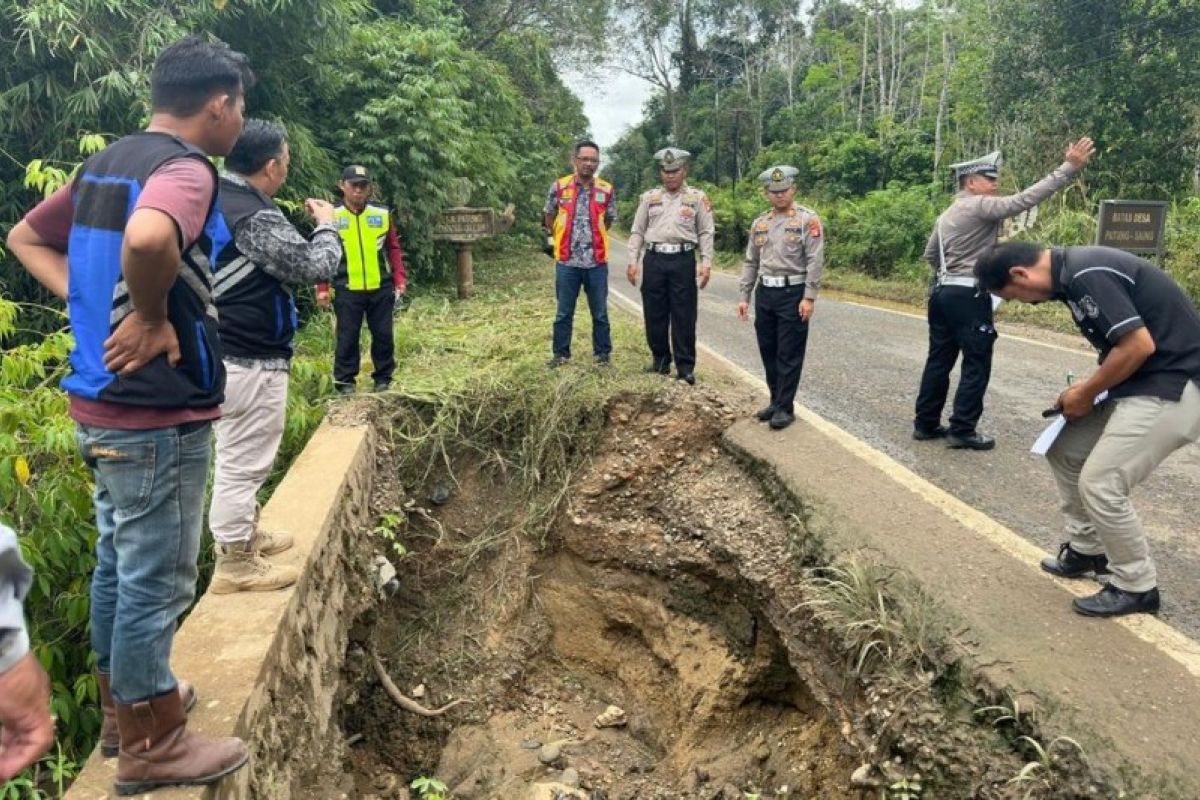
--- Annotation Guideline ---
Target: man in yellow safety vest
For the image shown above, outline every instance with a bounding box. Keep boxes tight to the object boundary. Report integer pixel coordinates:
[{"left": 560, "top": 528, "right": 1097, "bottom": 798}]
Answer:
[{"left": 316, "top": 164, "right": 407, "bottom": 393}]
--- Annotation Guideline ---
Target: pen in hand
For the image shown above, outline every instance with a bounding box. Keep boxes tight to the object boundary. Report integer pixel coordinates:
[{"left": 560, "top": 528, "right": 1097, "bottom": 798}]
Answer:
[{"left": 1042, "top": 371, "right": 1076, "bottom": 418}]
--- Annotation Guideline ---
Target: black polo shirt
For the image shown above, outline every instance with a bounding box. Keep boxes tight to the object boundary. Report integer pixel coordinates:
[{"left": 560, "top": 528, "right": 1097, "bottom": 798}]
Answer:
[{"left": 1051, "top": 246, "right": 1200, "bottom": 401}]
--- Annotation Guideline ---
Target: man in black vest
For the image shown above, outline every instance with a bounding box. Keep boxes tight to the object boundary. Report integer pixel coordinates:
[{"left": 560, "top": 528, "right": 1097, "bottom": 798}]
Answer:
[
  {"left": 206, "top": 119, "right": 342, "bottom": 594},
  {"left": 7, "top": 36, "right": 251, "bottom": 793}
]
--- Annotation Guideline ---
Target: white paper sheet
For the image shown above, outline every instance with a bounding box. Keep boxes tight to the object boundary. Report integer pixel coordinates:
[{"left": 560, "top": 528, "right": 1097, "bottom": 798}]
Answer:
[{"left": 1030, "top": 391, "right": 1109, "bottom": 456}]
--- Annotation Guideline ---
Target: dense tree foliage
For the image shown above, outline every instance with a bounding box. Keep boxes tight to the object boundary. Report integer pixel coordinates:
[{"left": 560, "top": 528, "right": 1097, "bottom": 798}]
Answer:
[
  {"left": 0, "top": 0, "right": 593, "bottom": 308},
  {"left": 606, "top": 0, "right": 1200, "bottom": 291}
]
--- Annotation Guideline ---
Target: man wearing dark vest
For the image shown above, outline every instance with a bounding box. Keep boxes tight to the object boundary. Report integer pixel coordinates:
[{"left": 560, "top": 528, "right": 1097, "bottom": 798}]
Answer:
[
  {"left": 7, "top": 36, "right": 251, "bottom": 793},
  {"left": 206, "top": 120, "right": 342, "bottom": 594},
  {"left": 315, "top": 165, "right": 407, "bottom": 393}
]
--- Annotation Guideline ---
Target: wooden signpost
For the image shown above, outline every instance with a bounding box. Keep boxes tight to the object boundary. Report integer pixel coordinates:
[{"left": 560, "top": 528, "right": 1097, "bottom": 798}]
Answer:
[{"left": 431, "top": 204, "right": 515, "bottom": 298}]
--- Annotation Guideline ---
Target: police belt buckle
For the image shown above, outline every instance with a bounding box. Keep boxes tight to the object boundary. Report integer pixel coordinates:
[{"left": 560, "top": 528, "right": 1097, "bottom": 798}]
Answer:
[
  {"left": 937, "top": 275, "right": 978, "bottom": 289},
  {"left": 648, "top": 242, "right": 695, "bottom": 254},
  {"left": 760, "top": 274, "right": 804, "bottom": 288}
]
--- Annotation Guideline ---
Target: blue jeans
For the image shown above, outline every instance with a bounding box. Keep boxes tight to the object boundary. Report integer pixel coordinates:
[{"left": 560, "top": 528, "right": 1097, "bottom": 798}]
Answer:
[
  {"left": 552, "top": 262, "right": 611, "bottom": 358},
  {"left": 77, "top": 421, "right": 212, "bottom": 704}
]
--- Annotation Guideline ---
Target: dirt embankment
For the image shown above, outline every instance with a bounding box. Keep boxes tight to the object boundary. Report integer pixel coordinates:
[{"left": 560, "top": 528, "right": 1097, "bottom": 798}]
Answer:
[{"left": 328, "top": 386, "right": 1108, "bottom": 800}]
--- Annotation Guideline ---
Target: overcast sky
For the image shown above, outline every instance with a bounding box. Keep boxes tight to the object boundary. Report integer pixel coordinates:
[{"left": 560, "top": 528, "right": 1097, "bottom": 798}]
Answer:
[{"left": 563, "top": 68, "right": 653, "bottom": 152}]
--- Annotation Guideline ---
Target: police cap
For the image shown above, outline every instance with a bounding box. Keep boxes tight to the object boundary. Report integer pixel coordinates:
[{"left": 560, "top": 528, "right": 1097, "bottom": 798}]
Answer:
[
  {"left": 757, "top": 165, "right": 799, "bottom": 192},
  {"left": 341, "top": 164, "right": 372, "bottom": 183},
  {"left": 949, "top": 150, "right": 1002, "bottom": 179},
  {"left": 653, "top": 147, "right": 691, "bottom": 172}
]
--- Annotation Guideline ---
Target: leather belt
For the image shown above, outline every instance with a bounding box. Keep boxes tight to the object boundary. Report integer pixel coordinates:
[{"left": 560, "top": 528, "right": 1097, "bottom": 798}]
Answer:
[
  {"left": 760, "top": 274, "right": 805, "bottom": 288},
  {"left": 937, "top": 275, "right": 977, "bottom": 288},
  {"left": 646, "top": 242, "right": 695, "bottom": 254}
]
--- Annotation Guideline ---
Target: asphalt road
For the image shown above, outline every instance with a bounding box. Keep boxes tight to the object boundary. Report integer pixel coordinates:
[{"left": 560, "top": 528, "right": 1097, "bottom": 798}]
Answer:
[{"left": 605, "top": 237, "right": 1200, "bottom": 638}]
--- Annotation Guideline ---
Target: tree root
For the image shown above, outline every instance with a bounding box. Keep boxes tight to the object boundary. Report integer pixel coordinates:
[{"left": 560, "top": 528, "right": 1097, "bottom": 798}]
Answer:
[{"left": 372, "top": 654, "right": 469, "bottom": 717}]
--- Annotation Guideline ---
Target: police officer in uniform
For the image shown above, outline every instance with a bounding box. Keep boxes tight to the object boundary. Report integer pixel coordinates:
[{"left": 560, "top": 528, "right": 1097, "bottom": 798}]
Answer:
[
  {"left": 626, "top": 148, "right": 715, "bottom": 384},
  {"left": 737, "top": 166, "right": 824, "bottom": 430},
  {"left": 913, "top": 137, "right": 1095, "bottom": 450},
  {"left": 316, "top": 165, "right": 408, "bottom": 393}
]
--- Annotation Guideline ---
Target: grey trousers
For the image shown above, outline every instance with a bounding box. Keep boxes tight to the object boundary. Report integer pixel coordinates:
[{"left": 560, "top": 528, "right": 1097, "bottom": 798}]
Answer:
[
  {"left": 209, "top": 362, "right": 290, "bottom": 545},
  {"left": 1047, "top": 379, "right": 1200, "bottom": 592}
]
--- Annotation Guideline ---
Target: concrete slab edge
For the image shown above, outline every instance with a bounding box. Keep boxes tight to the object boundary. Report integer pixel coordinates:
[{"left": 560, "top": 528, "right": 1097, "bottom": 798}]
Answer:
[{"left": 65, "top": 420, "right": 376, "bottom": 800}]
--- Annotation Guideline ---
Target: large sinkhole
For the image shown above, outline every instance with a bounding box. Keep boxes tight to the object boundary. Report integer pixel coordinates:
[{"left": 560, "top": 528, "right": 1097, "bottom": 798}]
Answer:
[{"left": 327, "top": 389, "right": 1067, "bottom": 800}]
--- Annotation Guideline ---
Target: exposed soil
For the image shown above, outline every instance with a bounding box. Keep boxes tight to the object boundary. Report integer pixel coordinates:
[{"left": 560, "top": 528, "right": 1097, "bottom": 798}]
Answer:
[{"left": 330, "top": 385, "right": 1099, "bottom": 800}]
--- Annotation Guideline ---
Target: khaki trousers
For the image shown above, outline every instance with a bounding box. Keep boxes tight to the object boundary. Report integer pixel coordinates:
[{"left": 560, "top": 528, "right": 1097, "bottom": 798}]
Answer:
[
  {"left": 209, "top": 362, "right": 289, "bottom": 545},
  {"left": 1047, "top": 379, "right": 1200, "bottom": 592}
]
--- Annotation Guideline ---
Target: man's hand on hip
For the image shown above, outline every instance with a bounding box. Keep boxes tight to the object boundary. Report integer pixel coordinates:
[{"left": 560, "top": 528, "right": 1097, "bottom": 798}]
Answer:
[{"left": 103, "top": 311, "right": 181, "bottom": 375}]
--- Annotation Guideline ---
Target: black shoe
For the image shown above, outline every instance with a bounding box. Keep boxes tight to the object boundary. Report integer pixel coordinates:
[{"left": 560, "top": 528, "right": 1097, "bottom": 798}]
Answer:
[
  {"left": 546, "top": 356, "right": 569, "bottom": 369},
  {"left": 336, "top": 384, "right": 355, "bottom": 396},
  {"left": 755, "top": 405, "right": 777, "bottom": 422},
  {"left": 769, "top": 409, "right": 795, "bottom": 430},
  {"left": 643, "top": 361, "right": 670, "bottom": 375},
  {"left": 594, "top": 354, "right": 611, "bottom": 366},
  {"left": 1073, "top": 584, "right": 1160, "bottom": 617},
  {"left": 912, "top": 424, "right": 949, "bottom": 441},
  {"left": 677, "top": 371, "right": 695, "bottom": 386},
  {"left": 946, "top": 432, "right": 995, "bottom": 450},
  {"left": 1040, "top": 543, "right": 1110, "bottom": 578},
  {"left": 373, "top": 381, "right": 391, "bottom": 392}
]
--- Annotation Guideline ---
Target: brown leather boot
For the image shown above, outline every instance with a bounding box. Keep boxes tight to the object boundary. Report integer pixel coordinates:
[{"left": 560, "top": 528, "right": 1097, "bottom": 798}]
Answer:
[
  {"left": 97, "top": 673, "right": 198, "bottom": 758},
  {"left": 114, "top": 690, "right": 247, "bottom": 795}
]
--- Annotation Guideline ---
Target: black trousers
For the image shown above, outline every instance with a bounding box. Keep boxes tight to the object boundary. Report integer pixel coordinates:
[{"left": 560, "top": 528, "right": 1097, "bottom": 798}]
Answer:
[
  {"left": 333, "top": 285, "right": 395, "bottom": 387},
  {"left": 754, "top": 284, "right": 810, "bottom": 413},
  {"left": 914, "top": 285, "right": 996, "bottom": 435},
  {"left": 640, "top": 249, "right": 697, "bottom": 373}
]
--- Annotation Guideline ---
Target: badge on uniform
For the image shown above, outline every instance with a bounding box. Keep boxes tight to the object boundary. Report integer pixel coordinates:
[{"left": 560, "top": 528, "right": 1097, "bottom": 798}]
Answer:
[
  {"left": 1080, "top": 296, "right": 1100, "bottom": 318},
  {"left": 337, "top": 218, "right": 351, "bottom": 230},
  {"left": 595, "top": 191, "right": 606, "bottom": 203},
  {"left": 808, "top": 218, "right": 822, "bottom": 238},
  {"left": 367, "top": 215, "right": 384, "bottom": 227}
]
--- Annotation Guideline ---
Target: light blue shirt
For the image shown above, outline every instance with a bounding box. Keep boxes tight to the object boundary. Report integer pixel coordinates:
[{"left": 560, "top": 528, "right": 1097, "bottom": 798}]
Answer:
[{"left": 0, "top": 523, "right": 32, "bottom": 674}]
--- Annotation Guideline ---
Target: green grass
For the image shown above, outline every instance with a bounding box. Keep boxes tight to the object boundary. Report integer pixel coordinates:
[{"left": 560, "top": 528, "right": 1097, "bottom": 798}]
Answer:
[{"left": 348, "top": 240, "right": 660, "bottom": 549}]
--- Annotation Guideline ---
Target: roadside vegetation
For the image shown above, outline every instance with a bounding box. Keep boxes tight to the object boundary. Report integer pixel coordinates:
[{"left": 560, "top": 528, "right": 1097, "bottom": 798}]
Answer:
[{"left": 606, "top": 0, "right": 1200, "bottom": 323}]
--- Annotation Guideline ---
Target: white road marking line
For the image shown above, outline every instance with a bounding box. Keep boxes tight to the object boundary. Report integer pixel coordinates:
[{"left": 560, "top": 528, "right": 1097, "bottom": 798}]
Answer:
[{"left": 608, "top": 283, "right": 1200, "bottom": 679}]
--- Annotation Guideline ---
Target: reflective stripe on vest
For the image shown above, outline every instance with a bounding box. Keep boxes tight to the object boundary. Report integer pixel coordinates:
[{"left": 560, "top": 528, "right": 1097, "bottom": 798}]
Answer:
[
  {"left": 336, "top": 204, "right": 389, "bottom": 290},
  {"left": 552, "top": 175, "right": 612, "bottom": 264}
]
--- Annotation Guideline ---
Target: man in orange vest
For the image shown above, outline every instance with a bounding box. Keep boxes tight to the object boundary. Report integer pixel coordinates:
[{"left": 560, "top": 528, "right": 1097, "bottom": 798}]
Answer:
[{"left": 543, "top": 140, "right": 616, "bottom": 367}]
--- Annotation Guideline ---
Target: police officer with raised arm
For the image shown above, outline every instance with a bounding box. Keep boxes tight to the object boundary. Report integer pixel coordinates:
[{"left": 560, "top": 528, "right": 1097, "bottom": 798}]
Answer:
[
  {"left": 737, "top": 166, "right": 824, "bottom": 431},
  {"left": 912, "top": 137, "right": 1095, "bottom": 450},
  {"left": 626, "top": 147, "right": 715, "bottom": 385}
]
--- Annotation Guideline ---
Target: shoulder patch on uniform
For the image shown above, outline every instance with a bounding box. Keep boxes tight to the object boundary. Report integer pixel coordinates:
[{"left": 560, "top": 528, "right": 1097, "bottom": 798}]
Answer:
[
  {"left": 1080, "top": 295, "right": 1100, "bottom": 318},
  {"left": 808, "top": 217, "right": 822, "bottom": 238}
]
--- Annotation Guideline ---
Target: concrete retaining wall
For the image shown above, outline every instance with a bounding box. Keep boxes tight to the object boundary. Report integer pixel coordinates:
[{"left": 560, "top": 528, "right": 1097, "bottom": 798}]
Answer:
[{"left": 65, "top": 420, "right": 376, "bottom": 800}]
